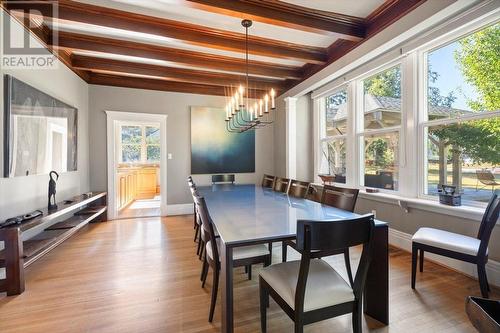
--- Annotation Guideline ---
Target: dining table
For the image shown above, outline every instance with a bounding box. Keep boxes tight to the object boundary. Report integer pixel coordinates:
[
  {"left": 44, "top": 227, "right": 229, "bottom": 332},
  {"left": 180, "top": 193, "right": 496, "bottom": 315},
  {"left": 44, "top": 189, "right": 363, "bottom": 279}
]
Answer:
[{"left": 198, "top": 184, "right": 389, "bottom": 333}]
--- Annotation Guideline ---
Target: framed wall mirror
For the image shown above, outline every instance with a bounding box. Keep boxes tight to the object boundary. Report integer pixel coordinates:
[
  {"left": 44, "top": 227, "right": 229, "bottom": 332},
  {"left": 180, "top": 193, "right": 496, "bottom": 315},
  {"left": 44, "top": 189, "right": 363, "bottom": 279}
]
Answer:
[{"left": 3, "top": 75, "right": 78, "bottom": 178}]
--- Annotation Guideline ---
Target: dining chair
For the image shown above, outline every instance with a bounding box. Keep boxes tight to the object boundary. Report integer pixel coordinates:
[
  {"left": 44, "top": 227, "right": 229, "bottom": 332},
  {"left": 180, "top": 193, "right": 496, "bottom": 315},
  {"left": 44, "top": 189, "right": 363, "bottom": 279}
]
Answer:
[
  {"left": 262, "top": 174, "right": 276, "bottom": 188},
  {"left": 188, "top": 180, "right": 203, "bottom": 257},
  {"left": 273, "top": 177, "right": 291, "bottom": 193},
  {"left": 412, "top": 190, "right": 500, "bottom": 298},
  {"left": 212, "top": 174, "right": 235, "bottom": 184},
  {"left": 288, "top": 180, "right": 310, "bottom": 198},
  {"left": 283, "top": 184, "right": 360, "bottom": 286},
  {"left": 188, "top": 176, "right": 196, "bottom": 227},
  {"left": 305, "top": 184, "right": 322, "bottom": 203},
  {"left": 260, "top": 214, "right": 375, "bottom": 333},
  {"left": 321, "top": 185, "right": 360, "bottom": 213},
  {"left": 193, "top": 193, "right": 272, "bottom": 322}
]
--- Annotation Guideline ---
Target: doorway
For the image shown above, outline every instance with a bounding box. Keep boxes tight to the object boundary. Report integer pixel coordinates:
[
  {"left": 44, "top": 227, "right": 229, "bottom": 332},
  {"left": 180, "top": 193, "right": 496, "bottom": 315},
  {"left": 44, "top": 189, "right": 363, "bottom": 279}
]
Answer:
[{"left": 106, "top": 111, "right": 168, "bottom": 220}]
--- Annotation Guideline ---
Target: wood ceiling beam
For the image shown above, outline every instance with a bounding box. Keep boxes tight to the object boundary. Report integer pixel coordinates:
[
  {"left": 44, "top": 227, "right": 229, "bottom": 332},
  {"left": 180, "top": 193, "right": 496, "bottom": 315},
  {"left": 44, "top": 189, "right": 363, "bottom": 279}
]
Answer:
[
  {"left": 71, "top": 54, "right": 287, "bottom": 90},
  {"left": 88, "top": 72, "right": 230, "bottom": 96},
  {"left": 1, "top": 7, "right": 90, "bottom": 82},
  {"left": 365, "top": 0, "right": 427, "bottom": 37},
  {"left": 182, "top": 0, "right": 366, "bottom": 40},
  {"left": 51, "top": 31, "right": 302, "bottom": 79},
  {"left": 295, "top": 0, "right": 427, "bottom": 87},
  {"left": 3, "top": 0, "right": 327, "bottom": 64}
]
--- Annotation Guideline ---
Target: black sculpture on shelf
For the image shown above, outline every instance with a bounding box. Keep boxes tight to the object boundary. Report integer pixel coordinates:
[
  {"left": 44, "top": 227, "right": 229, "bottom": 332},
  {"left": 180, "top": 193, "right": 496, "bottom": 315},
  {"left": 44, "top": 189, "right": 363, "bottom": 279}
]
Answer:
[{"left": 48, "top": 171, "right": 59, "bottom": 211}]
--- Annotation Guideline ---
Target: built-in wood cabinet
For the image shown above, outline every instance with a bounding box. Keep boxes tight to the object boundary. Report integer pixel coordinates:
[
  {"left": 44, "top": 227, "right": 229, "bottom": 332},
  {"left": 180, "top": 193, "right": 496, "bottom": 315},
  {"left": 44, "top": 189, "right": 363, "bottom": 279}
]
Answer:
[
  {"left": 117, "top": 169, "right": 137, "bottom": 210},
  {"left": 136, "top": 168, "right": 157, "bottom": 199},
  {"left": 117, "top": 166, "right": 158, "bottom": 210}
]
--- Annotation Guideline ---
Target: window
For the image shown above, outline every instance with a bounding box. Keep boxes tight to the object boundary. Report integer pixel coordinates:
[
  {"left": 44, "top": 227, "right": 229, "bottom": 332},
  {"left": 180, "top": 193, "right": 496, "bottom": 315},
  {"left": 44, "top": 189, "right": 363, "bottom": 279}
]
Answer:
[
  {"left": 313, "top": 14, "right": 499, "bottom": 208},
  {"left": 145, "top": 126, "right": 161, "bottom": 162},
  {"left": 319, "top": 89, "right": 348, "bottom": 183},
  {"left": 121, "top": 125, "right": 142, "bottom": 163},
  {"left": 422, "top": 23, "right": 500, "bottom": 203},
  {"left": 120, "top": 124, "right": 161, "bottom": 163},
  {"left": 359, "top": 65, "right": 402, "bottom": 191}
]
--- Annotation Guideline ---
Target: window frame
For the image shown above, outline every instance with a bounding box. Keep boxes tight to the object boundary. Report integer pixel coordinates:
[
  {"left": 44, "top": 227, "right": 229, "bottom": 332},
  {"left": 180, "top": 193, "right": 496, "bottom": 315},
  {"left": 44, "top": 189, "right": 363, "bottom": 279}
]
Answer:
[
  {"left": 319, "top": 85, "right": 349, "bottom": 184},
  {"left": 312, "top": 10, "right": 499, "bottom": 208},
  {"left": 416, "top": 22, "right": 500, "bottom": 207},
  {"left": 355, "top": 60, "right": 405, "bottom": 194},
  {"left": 118, "top": 122, "right": 161, "bottom": 164}
]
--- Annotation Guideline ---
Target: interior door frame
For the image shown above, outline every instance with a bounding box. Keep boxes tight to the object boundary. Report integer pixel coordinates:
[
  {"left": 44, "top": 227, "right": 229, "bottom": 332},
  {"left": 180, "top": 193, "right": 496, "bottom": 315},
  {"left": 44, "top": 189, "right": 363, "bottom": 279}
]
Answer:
[{"left": 105, "top": 110, "right": 168, "bottom": 220}]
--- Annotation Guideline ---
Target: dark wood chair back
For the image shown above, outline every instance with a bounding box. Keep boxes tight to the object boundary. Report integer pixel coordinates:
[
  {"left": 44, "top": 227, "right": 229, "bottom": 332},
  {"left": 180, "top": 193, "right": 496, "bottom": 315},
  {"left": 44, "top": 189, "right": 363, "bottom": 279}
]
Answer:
[
  {"left": 273, "top": 177, "right": 291, "bottom": 193},
  {"left": 321, "top": 185, "right": 359, "bottom": 212},
  {"left": 287, "top": 180, "right": 310, "bottom": 198},
  {"left": 305, "top": 184, "right": 322, "bottom": 202},
  {"left": 262, "top": 174, "right": 276, "bottom": 188},
  {"left": 212, "top": 174, "right": 235, "bottom": 184},
  {"left": 477, "top": 190, "right": 500, "bottom": 257},
  {"left": 295, "top": 214, "right": 375, "bottom": 305},
  {"left": 193, "top": 193, "right": 220, "bottom": 266}
]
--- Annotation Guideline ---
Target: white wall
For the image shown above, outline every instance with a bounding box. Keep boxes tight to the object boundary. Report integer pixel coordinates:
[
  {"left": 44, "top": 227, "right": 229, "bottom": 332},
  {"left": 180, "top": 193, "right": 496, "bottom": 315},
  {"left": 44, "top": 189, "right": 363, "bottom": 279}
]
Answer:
[
  {"left": 0, "top": 12, "right": 90, "bottom": 221},
  {"left": 88, "top": 85, "right": 275, "bottom": 205}
]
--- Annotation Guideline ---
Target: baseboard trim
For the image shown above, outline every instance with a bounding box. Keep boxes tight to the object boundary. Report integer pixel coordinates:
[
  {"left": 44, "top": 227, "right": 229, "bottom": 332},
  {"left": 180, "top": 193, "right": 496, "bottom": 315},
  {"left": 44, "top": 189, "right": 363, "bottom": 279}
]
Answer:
[
  {"left": 389, "top": 228, "right": 500, "bottom": 288},
  {"left": 166, "top": 203, "right": 193, "bottom": 216}
]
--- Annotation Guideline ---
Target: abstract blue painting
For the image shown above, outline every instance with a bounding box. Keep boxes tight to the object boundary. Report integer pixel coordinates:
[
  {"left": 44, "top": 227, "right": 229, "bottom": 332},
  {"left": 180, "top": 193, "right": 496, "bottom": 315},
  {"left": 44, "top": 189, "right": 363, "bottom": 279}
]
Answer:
[{"left": 191, "top": 106, "right": 255, "bottom": 174}]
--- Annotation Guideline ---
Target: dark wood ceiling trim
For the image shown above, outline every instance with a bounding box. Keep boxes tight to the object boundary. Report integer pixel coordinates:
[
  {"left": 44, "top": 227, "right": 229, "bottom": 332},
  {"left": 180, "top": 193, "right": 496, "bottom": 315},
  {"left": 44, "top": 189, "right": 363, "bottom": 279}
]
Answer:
[
  {"left": 88, "top": 72, "right": 231, "bottom": 96},
  {"left": 292, "top": 0, "right": 427, "bottom": 90},
  {"left": 51, "top": 31, "right": 302, "bottom": 79},
  {"left": 365, "top": 0, "right": 427, "bottom": 37},
  {"left": 183, "top": 0, "right": 366, "bottom": 40},
  {"left": 4, "top": 0, "right": 327, "bottom": 64},
  {"left": 71, "top": 54, "right": 288, "bottom": 90}
]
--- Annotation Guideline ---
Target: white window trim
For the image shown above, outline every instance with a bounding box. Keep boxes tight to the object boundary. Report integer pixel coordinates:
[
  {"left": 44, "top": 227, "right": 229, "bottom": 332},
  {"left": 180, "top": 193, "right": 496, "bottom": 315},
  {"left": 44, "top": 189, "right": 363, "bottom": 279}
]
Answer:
[
  {"left": 318, "top": 85, "right": 349, "bottom": 186},
  {"left": 355, "top": 61, "right": 404, "bottom": 194},
  {"left": 311, "top": 5, "right": 499, "bottom": 216},
  {"left": 416, "top": 20, "right": 500, "bottom": 208}
]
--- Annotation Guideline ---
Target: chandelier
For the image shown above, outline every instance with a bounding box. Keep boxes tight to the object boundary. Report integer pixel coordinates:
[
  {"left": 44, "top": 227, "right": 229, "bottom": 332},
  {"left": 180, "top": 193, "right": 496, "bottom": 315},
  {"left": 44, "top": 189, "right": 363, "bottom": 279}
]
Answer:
[{"left": 225, "top": 19, "right": 276, "bottom": 133}]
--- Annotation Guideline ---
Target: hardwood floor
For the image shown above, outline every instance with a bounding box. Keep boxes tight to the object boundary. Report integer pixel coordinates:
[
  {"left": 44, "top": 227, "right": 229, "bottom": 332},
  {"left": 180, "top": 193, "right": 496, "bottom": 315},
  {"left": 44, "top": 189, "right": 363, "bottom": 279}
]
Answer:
[
  {"left": 0, "top": 216, "right": 497, "bottom": 333},
  {"left": 117, "top": 196, "right": 161, "bottom": 219}
]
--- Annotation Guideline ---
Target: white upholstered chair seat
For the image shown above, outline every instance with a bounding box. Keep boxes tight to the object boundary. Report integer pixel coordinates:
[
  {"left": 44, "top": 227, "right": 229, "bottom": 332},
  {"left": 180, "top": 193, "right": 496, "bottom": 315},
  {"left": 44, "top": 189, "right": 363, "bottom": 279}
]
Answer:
[
  {"left": 259, "top": 259, "right": 354, "bottom": 312},
  {"left": 412, "top": 227, "right": 485, "bottom": 256},
  {"left": 201, "top": 227, "right": 218, "bottom": 239},
  {"left": 206, "top": 238, "right": 269, "bottom": 261}
]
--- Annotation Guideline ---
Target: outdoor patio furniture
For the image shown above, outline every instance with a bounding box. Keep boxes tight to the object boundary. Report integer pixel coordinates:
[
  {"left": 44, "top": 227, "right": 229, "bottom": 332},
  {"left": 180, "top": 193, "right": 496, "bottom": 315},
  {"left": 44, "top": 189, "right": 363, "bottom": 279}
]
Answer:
[
  {"left": 476, "top": 169, "right": 499, "bottom": 192},
  {"left": 365, "top": 171, "right": 394, "bottom": 190}
]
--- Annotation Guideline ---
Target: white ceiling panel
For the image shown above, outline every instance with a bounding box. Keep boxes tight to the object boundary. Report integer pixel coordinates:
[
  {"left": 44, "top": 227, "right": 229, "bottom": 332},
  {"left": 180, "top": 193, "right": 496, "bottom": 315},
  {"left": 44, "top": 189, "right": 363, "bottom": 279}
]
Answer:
[{"left": 279, "top": 0, "right": 386, "bottom": 18}]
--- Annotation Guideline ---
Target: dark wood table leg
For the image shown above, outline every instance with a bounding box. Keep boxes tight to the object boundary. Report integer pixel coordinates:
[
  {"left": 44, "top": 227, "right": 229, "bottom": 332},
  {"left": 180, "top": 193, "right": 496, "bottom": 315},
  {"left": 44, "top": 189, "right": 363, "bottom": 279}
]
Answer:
[
  {"left": 364, "top": 224, "right": 389, "bottom": 324},
  {"left": 221, "top": 243, "right": 234, "bottom": 333}
]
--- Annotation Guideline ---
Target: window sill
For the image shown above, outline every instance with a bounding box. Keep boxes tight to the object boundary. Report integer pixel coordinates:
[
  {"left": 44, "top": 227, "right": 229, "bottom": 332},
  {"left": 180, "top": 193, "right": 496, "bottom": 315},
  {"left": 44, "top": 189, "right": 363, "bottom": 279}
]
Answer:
[{"left": 357, "top": 191, "right": 486, "bottom": 222}]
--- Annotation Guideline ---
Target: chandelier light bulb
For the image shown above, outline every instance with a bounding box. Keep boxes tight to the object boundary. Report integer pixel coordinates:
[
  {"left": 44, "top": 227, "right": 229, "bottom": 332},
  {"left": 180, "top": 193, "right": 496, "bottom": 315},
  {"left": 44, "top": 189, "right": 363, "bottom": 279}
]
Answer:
[
  {"left": 270, "top": 89, "right": 276, "bottom": 109},
  {"left": 259, "top": 99, "right": 263, "bottom": 117},
  {"left": 238, "top": 85, "right": 244, "bottom": 106},
  {"left": 264, "top": 94, "right": 269, "bottom": 113},
  {"left": 234, "top": 92, "right": 240, "bottom": 111}
]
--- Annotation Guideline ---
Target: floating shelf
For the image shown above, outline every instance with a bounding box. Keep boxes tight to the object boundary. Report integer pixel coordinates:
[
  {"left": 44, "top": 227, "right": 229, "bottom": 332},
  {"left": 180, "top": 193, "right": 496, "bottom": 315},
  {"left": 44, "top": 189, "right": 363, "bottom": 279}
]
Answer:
[
  {"left": 46, "top": 215, "right": 91, "bottom": 230},
  {"left": 23, "top": 206, "right": 107, "bottom": 267},
  {"left": 75, "top": 205, "right": 107, "bottom": 216}
]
